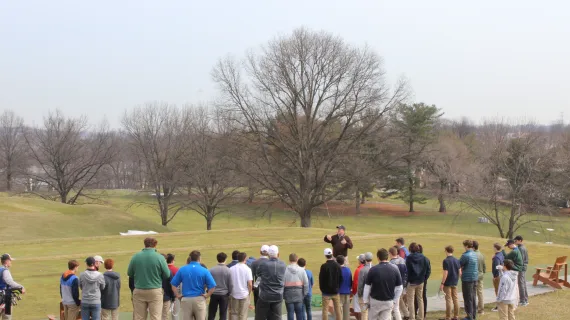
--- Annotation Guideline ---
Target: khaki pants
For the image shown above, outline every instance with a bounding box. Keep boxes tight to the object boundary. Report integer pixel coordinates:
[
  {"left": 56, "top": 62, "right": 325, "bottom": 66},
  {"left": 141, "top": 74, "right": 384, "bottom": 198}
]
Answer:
[
  {"left": 477, "top": 277, "right": 484, "bottom": 313},
  {"left": 493, "top": 277, "right": 500, "bottom": 296},
  {"left": 358, "top": 297, "right": 368, "bottom": 320},
  {"left": 407, "top": 283, "right": 424, "bottom": 320},
  {"left": 102, "top": 308, "right": 119, "bottom": 320},
  {"left": 63, "top": 304, "right": 81, "bottom": 320},
  {"left": 181, "top": 296, "right": 207, "bottom": 320},
  {"left": 230, "top": 296, "right": 250, "bottom": 320},
  {"left": 162, "top": 300, "right": 171, "bottom": 320},
  {"left": 133, "top": 288, "right": 163, "bottom": 320},
  {"left": 497, "top": 302, "right": 516, "bottom": 320},
  {"left": 369, "top": 299, "right": 393, "bottom": 320},
  {"left": 339, "top": 294, "right": 350, "bottom": 320},
  {"left": 399, "top": 291, "right": 408, "bottom": 317},
  {"left": 443, "top": 286, "right": 459, "bottom": 319},
  {"left": 322, "top": 294, "right": 341, "bottom": 320}
]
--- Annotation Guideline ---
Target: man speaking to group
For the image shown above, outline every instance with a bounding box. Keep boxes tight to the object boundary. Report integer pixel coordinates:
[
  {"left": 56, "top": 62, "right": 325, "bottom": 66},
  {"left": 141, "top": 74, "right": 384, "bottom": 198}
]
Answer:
[{"left": 324, "top": 225, "right": 354, "bottom": 264}]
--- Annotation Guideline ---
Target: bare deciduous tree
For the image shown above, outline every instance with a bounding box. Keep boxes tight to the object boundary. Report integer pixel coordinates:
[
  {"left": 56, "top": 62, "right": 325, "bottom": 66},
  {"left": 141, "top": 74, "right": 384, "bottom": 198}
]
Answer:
[
  {"left": 24, "top": 110, "right": 117, "bottom": 203},
  {"left": 463, "top": 122, "right": 557, "bottom": 238},
  {"left": 213, "top": 28, "right": 407, "bottom": 227},
  {"left": 122, "top": 102, "right": 192, "bottom": 226},
  {"left": 0, "top": 110, "right": 27, "bottom": 191}
]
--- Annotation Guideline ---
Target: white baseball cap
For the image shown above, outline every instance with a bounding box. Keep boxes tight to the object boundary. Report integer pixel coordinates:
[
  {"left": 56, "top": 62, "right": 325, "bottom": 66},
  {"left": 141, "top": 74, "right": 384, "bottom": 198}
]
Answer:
[
  {"left": 260, "top": 245, "right": 270, "bottom": 253},
  {"left": 94, "top": 255, "right": 104, "bottom": 263},
  {"left": 268, "top": 245, "right": 279, "bottom": 257},
  {"left": 324, "top": 248, "right": 333, "bottom": 256}
]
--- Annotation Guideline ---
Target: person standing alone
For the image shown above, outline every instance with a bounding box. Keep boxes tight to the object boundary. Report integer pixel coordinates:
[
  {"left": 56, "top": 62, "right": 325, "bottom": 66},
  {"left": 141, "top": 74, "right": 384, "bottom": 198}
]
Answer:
[
  {"left": 514, "top": 236, "right": 529, "bottom": 306},
  {"left": 319, "top": 248, "right": 343, "bottom": 320},
  {"left": 127, "top": 238, "right": 171, "bottom": 320},
  {"left": 324, "top": 225, "right": 353, "bottom": 264},
  {"left": 230, "top": 252, "right": 253, "bottom": 320},
  {"left": 460, "top": 240, "right": 478, "bottom": 320}
]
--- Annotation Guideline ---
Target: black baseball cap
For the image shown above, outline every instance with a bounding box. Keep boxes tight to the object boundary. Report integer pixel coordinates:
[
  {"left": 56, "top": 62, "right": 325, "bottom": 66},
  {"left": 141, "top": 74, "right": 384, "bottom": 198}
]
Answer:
[
  {"left": 504, "top": 239, "right": 515, "bottom": 247},
  {"left": 85, "top": 257, "right": 96, "bottom": 266},
  {"left": 336, "top": 225, "right": 346, "bottom": 230}
]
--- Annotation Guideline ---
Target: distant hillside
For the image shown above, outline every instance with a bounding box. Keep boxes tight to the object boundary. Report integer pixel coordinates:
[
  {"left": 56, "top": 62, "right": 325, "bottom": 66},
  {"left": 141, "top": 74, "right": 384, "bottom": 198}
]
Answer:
[{"left": 0, "top": 195, "right": 169, "bottom": 241}]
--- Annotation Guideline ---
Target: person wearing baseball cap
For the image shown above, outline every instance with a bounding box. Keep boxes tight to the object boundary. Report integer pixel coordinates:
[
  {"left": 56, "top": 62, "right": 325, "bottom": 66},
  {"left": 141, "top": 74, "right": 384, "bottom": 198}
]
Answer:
[
  {"left": 251, "top": 245, "right": 270, "bottom": 307},
  {"left": 324, "top": 225, "right": 353, "bottom": 265},
  {"left": 254, "top": 245, "right": 286, "bottom": 320},
  {"left": 79, "top": 257, "right": 106, "bottom": 320},
  {"left": 514, "top": 235, "right": 529, "bottom": 306},
  {"left": 0, "top": 254, "right": 25, "bottom": 320},
  {"left": 504, "top": 240, "right": 523, "bottom": 273},
  {"left": 351, "top": 254, "right": 366, "bottom": 320},
  {"left": 319, "top": 248, "right": 343, "bottom": 320},
  {"left": 357, "top": 252, "right": 374, "bottom": 320},
  {"left": 93, "top": 255, "right": 104, "bottom": 271}
]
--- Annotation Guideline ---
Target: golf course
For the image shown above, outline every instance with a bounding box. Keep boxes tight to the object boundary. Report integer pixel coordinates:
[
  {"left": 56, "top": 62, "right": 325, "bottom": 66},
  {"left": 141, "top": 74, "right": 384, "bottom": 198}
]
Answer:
[{"left": 2, "top": 191, "right": 570, "bottom": 319}]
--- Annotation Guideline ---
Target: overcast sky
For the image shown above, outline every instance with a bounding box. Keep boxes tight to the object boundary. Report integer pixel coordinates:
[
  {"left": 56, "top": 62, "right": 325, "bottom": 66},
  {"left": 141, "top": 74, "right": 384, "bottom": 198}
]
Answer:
[{"left": 1, "top": 0, "right": 568, "bottom": 127}]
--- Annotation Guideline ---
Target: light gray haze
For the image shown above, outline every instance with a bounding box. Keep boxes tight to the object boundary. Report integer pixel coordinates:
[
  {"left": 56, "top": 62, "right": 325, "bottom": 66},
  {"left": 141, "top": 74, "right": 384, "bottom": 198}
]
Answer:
[{"left": 1, "top": 0, "right": 568, "bottom": 127}]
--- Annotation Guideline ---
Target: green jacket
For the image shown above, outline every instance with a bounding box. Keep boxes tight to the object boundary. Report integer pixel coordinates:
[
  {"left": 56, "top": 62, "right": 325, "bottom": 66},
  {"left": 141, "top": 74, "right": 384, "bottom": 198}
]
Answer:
[
  {"left": 127, "top": 248, "right": 170, "bottom": 289},
  {"left": 505, "top": 248, "right": 523, "bottom": 272},
  {"left": 475, "top": 250, "right": 486, "bottom": 279}
]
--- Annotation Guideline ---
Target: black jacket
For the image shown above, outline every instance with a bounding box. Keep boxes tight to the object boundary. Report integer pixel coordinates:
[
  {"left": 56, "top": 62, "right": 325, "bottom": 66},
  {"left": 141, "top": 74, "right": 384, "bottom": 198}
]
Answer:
[
  {"left": 405, "top": 253, "right": 431, "bottom": 285},
  {"left": 319, "top": 260, "right": 343, "bottom": 295}
]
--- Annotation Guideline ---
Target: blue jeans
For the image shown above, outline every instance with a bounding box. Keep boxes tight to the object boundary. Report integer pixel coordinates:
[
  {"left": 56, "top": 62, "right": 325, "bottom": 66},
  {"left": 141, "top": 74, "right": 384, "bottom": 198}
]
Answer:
[
  {"left": 286, "top": 301, "right": 305, "bottom": 320},
  {"left": 303, "top": 295, "right": 312, "bottom": 320},
  {"left": 81, "top": 303, "right": 101, "bottom": 320}
]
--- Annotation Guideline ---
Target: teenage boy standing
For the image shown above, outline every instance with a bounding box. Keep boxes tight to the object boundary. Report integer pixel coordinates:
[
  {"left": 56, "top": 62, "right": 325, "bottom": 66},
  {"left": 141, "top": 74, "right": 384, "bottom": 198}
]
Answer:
[
  {"left": 440, "top": 246, "right": 460, "bottom": 320},
  {"left": 514, "top": 236, "right": 529, "bottom": 306}
]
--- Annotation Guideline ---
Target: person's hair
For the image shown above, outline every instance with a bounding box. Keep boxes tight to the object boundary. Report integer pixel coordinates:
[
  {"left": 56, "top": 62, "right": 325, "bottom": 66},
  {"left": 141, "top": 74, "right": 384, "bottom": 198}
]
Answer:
[
  {"left": 514, "top": 235, "right": 523, "bottom": 242},
  {"left": 68, "top": 260, "right": 79, "bottom": 270},
  {"left": 231, "top": 250, "right": 240, "bottom": 260},
  {"left": 217, "top": 252, "right": 227, "bottom": 263},
  {"left": 418, "top": 244, "right": 424, "bottom": 254},
  {"left": 445, "top": 245, "right": 454, "bottom": 254},
  {"left": 297, "top": 258, "right": 307, "bottom": 267},
  {"left": 389, "top": 247, "right": 398, "bottom": 256},
  {"left": 396, "top": 237, "right": 405, "bottom": 245},
  {"left": 190, "top": 250, "right": 201, "bottom": 262},
  {"left": 166, "top": 253, "right": 175, "bottom": 264},
  {"left": 463, "top": 240, "right": 474, "bottom": 248},
  {"left": 144, "top": 237, "right": 158, "bottom": 248},
  {"left": 377, "top": 248, "right": 389, "bottom": 261},
  {"left": 504, "top": 259, "right": 514, "bottom": 270},
  {"left": 289, "top": 253, "right": 298, "bottom": 263},
  {"left": 493, "top": 243, "right": 502, "bottom": 251},
  {"left": 104, "top": 258, "right": 114, "bottom": 270},
  {"left": 237, "top": 252, "right": 247, "bottom": 262},
  {"left": 325, "top": 254, "right": 333, "bottom": 260},
  {"left": 473, "top": 240, "right": 479, "bottom": 250},
  {"left": 336, "top": 255, "right": 345, "bottom": 265},
  {"left": 409, "top": 242, "right": 420, "bottom": 253}
]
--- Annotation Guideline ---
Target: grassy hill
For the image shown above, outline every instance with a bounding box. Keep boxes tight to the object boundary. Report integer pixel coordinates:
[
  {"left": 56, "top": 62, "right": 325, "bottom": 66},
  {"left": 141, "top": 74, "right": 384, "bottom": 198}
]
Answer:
[{"left": 0, "top": 194, "right": 168, "bottom": 240}]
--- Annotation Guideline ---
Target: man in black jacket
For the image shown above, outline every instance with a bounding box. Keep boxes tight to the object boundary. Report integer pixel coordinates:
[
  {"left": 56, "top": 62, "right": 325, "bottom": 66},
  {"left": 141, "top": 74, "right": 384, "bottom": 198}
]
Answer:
[
  {"left": 319, "top": 248, "right": 343, "bottom": 320},
  {"left": 324, "top": 225, "right": 354, "bottom": 264},
  {"left": 405, "top": 243, "right": 431, "bottom": 320}
]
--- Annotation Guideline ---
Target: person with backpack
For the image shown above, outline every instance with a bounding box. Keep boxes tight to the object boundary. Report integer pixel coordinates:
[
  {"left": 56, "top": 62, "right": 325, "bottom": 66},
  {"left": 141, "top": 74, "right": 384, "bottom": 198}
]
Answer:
[
  {"left": 60, "top": 260, "right": 81, "bottom": 320},
  {"left": 80, "top": 257, "right": 106, "bottom": 320},
  {"left": 0, "top": 254, "right": 25, "bottom": 320},
  {"left": 101, "top": 259, "right": 121, "bottom": 320},
  {"left": 405, "top": 243, "right": 430, "bottom": 320},
  {"left": 440, "top": 245, "right": 460, "bottom": 320},
  {"left": 389, "top": 247, "right": 407, "bottom": 320}
]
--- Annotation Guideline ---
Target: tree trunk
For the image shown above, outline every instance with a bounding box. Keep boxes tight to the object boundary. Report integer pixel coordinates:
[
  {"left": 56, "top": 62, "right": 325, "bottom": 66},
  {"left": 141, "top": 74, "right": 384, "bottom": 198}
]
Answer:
[
  {"left": 6, "top": 169, "right": 11, "bottom": 191},
  {"left": 248, "top": 187, "right": 255, "bottom": 203},
  {"left": 361, "top": 192, "right": 366, "bottom": 204},
  {"left": 300, "top": 207, "right": 312, "bottom": 227},
  {"left": 438, "top": 181, "right": 446, "bottom": 213},
  {"left": 206, "top": 217, "right": 213, "bottom": 230},
  {"left": 407, "top": 161, "right": 415, "bottom": 213},
  {"left": 60, "top": 192, "right": 67, "bottom": 204},
  {"left": 355, "top": 189, "right": 361, "bottom": 215},
  {"left": 160, "top": 206, "right": 168, "bottom": 226}
]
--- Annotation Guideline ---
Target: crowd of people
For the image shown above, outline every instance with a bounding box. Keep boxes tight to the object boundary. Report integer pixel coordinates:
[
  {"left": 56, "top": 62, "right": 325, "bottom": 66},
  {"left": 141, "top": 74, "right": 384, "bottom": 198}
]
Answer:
[{"left": 0, "top": 226, "right": 531, "bottom": 320}]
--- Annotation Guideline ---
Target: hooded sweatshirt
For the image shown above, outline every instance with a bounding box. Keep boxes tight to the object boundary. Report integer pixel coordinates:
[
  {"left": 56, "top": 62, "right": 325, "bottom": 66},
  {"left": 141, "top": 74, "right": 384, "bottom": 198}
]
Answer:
[
  {"left": 256, "top": 257, "right": 287, "bottom": 303},
  {"left": 283, "top": 263, "right": 309, "bottom": 303},
  {"left": 319, "top": 260, "right": 343, "bottom": 295},
  {"left": 79, "top": 269, "right": 106, "bottom": 305},
  {"left": 496, "top": 270, "right": 519, "bottom": 304},
  {"left": 60, "top": 270, "right": 80, "bottom": 306},
  {"left": 101, "top": 271, "right": 121, "bottom": 309},
  {"left": 390, "top": 256, "right": 408, "bottom": 287},
  {"left": 405, "top": 253, "right": 431, "bottom": 285},
  {"left": 492, "top": 251, "right": 505, "bottom": 278}
]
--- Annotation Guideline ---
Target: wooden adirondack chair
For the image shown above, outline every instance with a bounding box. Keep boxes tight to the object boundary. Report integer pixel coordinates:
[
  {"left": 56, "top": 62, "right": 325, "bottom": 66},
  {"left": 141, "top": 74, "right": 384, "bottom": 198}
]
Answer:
[{"left": 532, "top": 256, "right": 570, "bottom": 289}]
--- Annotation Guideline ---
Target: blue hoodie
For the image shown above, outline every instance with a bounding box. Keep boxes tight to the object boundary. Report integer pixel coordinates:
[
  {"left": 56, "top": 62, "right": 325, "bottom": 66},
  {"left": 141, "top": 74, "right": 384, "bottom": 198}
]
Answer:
[{"left": 339, "top": 266, "right": 352, "bottom": 295}]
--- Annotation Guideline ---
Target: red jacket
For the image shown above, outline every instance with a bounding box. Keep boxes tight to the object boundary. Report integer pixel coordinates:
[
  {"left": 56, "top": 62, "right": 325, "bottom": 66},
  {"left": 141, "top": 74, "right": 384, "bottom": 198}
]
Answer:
[{"left": 351, "top": 264, "right": 364, "bottom": 295}]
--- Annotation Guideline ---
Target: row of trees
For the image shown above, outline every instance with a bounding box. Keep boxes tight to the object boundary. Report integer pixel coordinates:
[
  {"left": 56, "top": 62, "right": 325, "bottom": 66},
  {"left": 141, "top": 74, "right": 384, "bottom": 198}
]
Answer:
[{"left": 2, "top": 28, "right": 570, "bottom": 237}]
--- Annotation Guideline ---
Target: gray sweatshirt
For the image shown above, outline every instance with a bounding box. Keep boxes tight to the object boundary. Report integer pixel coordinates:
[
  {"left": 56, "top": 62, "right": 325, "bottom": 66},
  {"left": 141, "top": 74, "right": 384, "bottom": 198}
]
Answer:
[
  {"left": 0, "top": 267, "right": 24, "bottom": 289},
  {"left": 283, "top": 264, "right": 309, "bottom": 303},
  {"left": 80, "top": 269, "right": 106, "bottom": 305},
  {"left": 357, "top": 263, "right": 372, "bottom": 298},
  {"left": 101, "top": 271, "right": 121, "bottom": 309},
  {"left": 518, "top": 244, "right": 529, "bottom": 271},
  {"left": 210, "top": 263, "right": 233, "bottom": 295}
]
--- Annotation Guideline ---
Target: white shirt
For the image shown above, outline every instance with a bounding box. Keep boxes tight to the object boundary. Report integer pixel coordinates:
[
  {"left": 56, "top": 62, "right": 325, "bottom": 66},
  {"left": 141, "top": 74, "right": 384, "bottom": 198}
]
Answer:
[{"left": 230, "top": 263, "right": 253, "bottom": 299}]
